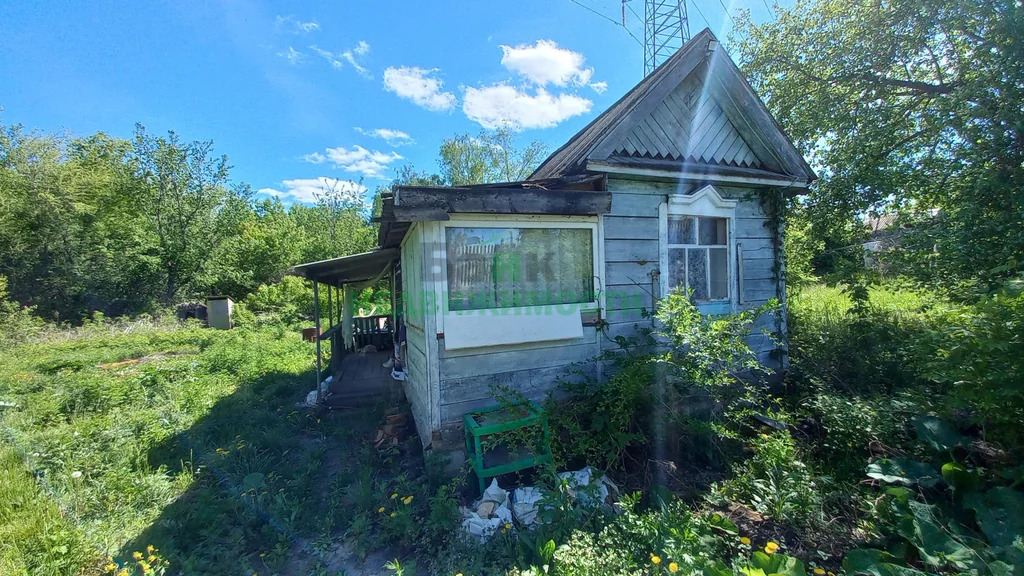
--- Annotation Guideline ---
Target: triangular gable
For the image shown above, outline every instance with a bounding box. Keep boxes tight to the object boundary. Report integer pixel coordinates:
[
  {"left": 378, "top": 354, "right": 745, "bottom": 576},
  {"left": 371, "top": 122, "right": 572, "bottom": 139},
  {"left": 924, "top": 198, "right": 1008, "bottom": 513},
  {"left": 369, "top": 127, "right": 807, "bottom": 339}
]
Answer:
[
  {"left": 613, "top": 71, "right": 761, "bottom": 168},
  {"left": 530, "top": 28, "right": 816, "bottom": 183}
]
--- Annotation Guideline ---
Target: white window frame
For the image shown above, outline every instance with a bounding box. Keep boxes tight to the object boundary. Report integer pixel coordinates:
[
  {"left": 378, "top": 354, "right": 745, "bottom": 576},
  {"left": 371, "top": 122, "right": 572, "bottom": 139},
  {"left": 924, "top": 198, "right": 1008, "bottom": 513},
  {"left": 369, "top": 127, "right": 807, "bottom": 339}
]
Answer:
[
  {"left": 659, "top": 185, "right": 739, "bottom": 313},
  {"left": 438, "top": 214, "right": 601, "bottom": 350}
]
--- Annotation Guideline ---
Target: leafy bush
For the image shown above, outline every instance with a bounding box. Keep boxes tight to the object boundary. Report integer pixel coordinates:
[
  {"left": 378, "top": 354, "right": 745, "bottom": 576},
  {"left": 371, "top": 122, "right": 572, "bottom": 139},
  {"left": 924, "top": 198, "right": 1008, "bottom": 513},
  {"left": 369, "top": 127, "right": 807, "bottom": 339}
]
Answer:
[
  {"left": 717, "top": 432, "right": 821, "bottom": 527},
  {"left": 0, "top": 275, "right": 45, "bottom": 344},
  {"left": 925, "top": 287, "right": 1024, "bottom": 446},
  {"left": 546, "top": 355, "right": 654, "bottom": 471},
  {"left": 551, "top": 493, "right": 733, "bottom": 576},
  {"left": 850, "top": 416, "right": 1024, "bottom": 575},
  {"left": 806, "top": 390, "right": 915, "bottom": 478}
]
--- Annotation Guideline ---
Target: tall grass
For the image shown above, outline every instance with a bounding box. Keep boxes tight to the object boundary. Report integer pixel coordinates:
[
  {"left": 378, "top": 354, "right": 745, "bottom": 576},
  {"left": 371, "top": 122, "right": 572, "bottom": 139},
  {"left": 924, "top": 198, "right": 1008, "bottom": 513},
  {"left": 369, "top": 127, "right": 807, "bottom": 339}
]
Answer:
[{"left": 0, "top": 321, "right": 385, "bottom": 574}]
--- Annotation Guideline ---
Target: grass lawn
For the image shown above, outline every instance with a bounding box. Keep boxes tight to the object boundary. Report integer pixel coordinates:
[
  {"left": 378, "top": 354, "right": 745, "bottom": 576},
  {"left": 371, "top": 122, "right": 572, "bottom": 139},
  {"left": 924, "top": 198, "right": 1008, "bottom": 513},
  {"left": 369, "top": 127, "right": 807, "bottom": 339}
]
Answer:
[{"left": 0, "top": 322, "right": 415, "bottom": 576}]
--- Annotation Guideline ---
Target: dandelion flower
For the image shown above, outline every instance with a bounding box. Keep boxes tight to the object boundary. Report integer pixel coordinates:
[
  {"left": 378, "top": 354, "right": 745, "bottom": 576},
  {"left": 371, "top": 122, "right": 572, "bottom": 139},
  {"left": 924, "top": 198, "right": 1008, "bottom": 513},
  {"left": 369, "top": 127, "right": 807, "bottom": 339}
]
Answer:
[
  {"left": 650, "top": 553, "right": 662, "bottom": 565},
  {"left": 402, "top": 495, "right": 413, "bottom": 505},
  {"left": 814, "top": 569, "right": 825, "bottom": 575},
  {"left": 740, "top": 536, "right": 751, "bottom": 545},
  {"left": 390, "top": 492, "right": 398, "bottom": 499},
  {"left": 390, "top": 512, "right": 396, "bottom": 517},
  {"left": 104, "top": 563, "right": 118, "bottom": 573},
  {"left": 764, "top": 541, "right": 780, "bottom": 555},
  {"left": 71, "top": 471, "right": 83, "bottom": 479},
  {"left": 146, "top": 545, "right": 154, "bottom": 553},
  {"left": 132, "top": 552, "right": 143, "bottom": 560},
  {"left": 378, "top": 506, "right": 386, "bottom": 513},
  {"left": 828, "top": 572, "right": 836, "bottom": 576},
  {"left": 669, "top": 562, "right": 679, "bottom": 572},
  {"left": 455, "top": 573, "right": 464, "bottom": 576}
]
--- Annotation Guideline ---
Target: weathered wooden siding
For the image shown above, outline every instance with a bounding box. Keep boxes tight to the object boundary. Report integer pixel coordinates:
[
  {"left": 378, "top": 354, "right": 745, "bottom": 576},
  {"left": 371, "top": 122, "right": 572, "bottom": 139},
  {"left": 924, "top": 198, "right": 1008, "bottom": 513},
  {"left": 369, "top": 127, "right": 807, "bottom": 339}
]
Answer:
[
  {"left": 614, "top": 72, "right": 761, "bottom": 168},
  {"left": 436, "top": 329, "right": 600, "bottom": 422},
  {"left": 601, "top": 178, "right": 783, "bottom": 367},
  {"left": 400, "top": 225, "right": 432, "bottom": 443}
]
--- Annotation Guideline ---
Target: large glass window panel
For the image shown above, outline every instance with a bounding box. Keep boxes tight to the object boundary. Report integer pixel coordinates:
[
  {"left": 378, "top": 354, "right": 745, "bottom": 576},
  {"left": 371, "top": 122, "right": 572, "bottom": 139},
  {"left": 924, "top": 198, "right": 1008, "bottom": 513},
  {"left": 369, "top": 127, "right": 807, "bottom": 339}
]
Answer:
[
  {"left": 709, "top": 248, "right": 729, "bottom": 299},
  {"left": 668, "top": 217, "right": 696, "bottom": 244},
  {"left": 446, "top": 227, "right": 594, "bottom": 311},
  {"left": 687, "top": 249, "right": 708, "bottom": 300},
  {"left": 668, "top": 248, "right": 687, "bottom": 289},
  {"left": 699, "top": 217, "right": 728, "bottom": 245}
]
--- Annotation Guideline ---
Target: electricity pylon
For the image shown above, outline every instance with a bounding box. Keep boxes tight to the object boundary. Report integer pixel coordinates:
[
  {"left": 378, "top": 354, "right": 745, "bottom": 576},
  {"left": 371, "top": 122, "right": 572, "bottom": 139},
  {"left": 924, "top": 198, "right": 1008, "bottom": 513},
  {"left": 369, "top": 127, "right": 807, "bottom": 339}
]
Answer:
[{"left": 641, "top": 0, "right": 690, "bottom": 76}]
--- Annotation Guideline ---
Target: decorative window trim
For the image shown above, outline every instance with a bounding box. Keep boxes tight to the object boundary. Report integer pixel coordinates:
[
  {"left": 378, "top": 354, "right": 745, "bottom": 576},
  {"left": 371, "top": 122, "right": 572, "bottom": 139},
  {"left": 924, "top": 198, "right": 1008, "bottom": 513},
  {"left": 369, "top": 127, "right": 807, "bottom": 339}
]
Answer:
[{"left": 659, "top": 185, "right": 739, "bottom": 313}]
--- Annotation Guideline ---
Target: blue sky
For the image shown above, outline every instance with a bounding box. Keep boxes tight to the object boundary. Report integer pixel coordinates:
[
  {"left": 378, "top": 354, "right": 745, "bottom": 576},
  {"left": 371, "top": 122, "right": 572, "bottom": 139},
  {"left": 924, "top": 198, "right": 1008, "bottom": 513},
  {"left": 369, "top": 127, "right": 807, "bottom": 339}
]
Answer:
[{"left": 0, "top": 0, "right": 786, "bottom": 205}]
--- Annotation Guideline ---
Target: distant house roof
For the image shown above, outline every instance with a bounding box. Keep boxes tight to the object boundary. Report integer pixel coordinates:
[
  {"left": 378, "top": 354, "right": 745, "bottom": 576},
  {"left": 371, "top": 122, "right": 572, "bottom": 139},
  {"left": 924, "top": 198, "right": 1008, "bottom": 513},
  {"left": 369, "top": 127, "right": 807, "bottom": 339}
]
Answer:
[{"left": 530, "top": 28, "right": 817, "bottom": 186}]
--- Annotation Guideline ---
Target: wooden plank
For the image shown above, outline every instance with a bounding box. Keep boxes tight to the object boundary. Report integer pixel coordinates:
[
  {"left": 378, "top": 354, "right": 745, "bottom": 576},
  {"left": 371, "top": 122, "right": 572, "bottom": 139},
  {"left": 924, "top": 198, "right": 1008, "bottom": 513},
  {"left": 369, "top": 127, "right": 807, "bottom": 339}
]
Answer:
[
  {"left": 631, "top": 121, "right": 661, "bottom": 156},
  {"left": 650, "top": 102, "right": 689, "bottom": 158},
  {"left": 440, "top": 340, "right": 599, "bottom": 379},
  {"left": 607, "top": 192, "right": 665, "bottom": 217},
  {"left": 692, "top": 107, "right": 731, "bottom": 161},
  {"left": 604, "top": 308, "right": 656, "bottom": 325},
  {"left": 742, "top": 258, "right": 778, "bottom": 281},
  {"left": 395, "top": 187, "right": 613, "bottom": 218},
  {"left": 603, "top": 215, "right": 660, "bottom": 240},
  {"left": 708, "top": 128, "right": 741, "bottom": 163},
  {"left": 605, "top": 284, "right": 655, "bottom": 311},
  {"left": 735, "top": 216, "right": 773, "bottom": 239},
  {"left": 440, "top": 364, "right": 596, "bottom": 411},
  {"left": 641, "top": 115, "right": 675, "bottom": 158},
  {"left": 606, "top": 261, "right": 659, "bottom": 287},
  {"left": 605, "top": 239, "right": 660, "bottom": 263},
  {"left": 699, "top": 116, "right": 738, "bottom": 162}
]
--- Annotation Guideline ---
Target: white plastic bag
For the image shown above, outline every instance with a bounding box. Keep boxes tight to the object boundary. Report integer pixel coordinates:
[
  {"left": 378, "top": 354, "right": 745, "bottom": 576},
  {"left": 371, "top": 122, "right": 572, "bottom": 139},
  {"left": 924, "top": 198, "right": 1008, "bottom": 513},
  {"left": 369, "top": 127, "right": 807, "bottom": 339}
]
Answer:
[{"left": 512, "top": 486, "right": 544, "bottom": 525}]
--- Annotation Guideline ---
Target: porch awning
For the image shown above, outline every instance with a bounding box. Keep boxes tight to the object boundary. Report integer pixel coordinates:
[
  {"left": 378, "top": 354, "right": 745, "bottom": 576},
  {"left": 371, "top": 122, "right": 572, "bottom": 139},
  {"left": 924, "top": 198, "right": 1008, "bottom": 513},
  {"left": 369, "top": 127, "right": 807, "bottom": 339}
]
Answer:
[{"left": 290, "top": 248, "right": 399, "bottom": 288}]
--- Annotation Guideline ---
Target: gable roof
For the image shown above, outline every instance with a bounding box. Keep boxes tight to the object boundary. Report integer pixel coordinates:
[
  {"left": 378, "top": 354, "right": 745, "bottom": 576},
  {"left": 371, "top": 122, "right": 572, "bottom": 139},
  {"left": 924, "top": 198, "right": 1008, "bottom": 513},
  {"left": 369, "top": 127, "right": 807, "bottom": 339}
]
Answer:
[{"left": 530, "top": 28, "right": 817, "bottom": 184}]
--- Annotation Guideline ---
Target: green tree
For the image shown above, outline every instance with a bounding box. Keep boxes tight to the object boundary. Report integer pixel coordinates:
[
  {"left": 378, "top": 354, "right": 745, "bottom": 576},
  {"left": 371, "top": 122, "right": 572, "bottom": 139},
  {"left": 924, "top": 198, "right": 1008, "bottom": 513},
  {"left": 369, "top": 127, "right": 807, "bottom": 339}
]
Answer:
[
  {"left": 438, "top": 127, "right": 547, "bottom": 185},
  {"left": 733, "top": 0, "right": 1024, "bottom": 290},
  {"left": 131, "top": 124, "right": 234, "bottom": 304}
]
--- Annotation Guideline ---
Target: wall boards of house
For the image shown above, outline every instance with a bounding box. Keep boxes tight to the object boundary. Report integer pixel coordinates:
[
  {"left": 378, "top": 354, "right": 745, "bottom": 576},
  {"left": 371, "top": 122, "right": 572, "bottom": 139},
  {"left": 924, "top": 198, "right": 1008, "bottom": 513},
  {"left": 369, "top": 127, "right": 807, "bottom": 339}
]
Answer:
[{"left": 600, "top": 177, "right": 783, "bottom": 367}]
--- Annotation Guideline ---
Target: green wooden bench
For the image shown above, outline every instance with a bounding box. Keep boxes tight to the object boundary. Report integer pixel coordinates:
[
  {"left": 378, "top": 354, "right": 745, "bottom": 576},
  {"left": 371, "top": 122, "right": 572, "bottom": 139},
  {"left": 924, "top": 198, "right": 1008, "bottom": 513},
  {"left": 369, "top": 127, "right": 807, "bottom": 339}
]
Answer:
[{"left": 463, "top": 402, "right": 552, "bottom": 494}]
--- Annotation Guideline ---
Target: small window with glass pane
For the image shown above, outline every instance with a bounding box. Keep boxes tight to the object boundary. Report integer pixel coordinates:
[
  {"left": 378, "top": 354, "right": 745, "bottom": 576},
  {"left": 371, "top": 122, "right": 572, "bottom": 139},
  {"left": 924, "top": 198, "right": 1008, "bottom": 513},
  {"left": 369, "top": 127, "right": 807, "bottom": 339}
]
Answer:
[{"left": 665, "top": 216, "right": 729, "bottom": 301}]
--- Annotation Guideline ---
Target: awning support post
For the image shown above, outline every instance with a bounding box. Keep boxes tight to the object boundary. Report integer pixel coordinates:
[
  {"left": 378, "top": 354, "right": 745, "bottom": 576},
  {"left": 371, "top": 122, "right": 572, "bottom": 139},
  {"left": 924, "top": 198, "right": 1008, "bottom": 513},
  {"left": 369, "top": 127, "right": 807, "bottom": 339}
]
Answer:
[
  {"left": 313, "top": 280, "right": 323, "bottom": 403},
  {"left": 342, "top": 285, "right": 353, "bottom": 352}
]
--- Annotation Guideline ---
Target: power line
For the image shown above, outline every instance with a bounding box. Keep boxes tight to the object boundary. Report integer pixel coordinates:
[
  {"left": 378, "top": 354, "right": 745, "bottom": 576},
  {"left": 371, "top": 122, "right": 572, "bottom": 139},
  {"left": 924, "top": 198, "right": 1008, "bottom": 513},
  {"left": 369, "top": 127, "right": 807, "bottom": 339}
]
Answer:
[
  {"left": 762, "top": 0, "right": 776, "bottom": 18},
  {"left": 717, "top": 0, "right": 737, "bottom": 26},
  {"left": 566, "top": 0, "right": 643, "bottom": 46},
  {"left": 689, "top": 1, "right": 713, "bottom": 30}
]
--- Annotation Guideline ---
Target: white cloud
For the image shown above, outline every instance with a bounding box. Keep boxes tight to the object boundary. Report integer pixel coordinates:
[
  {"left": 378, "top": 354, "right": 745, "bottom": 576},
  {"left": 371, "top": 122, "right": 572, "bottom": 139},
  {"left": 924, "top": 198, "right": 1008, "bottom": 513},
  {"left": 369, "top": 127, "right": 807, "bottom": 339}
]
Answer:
[
  {"left": 303, "top": 145, "right": 403, "bottom": 178},
  {"left": 278, "top": 46, "right": 304, "bottom": 65},
  {"left": 355, "top": 127, "right": 414, "bottom": 146},
  {"left": 463, "top": 84, "right": 592, "bottom": 130},
  {"left": 589, "top": 81, "right": 608, "bottom": 94},
  {"left": 309, "top": 45, "right": 342, "bottom": 69},
  {"left": 383, "top": 66, "right": 456, "bottom": 112},
  {"left": 310, "top": 42, "right": 371, "bottom": 77},
  {"left": 499, "top": 40, "right": 594, "bottom": 87},
  {"left": 302, "top": 151, "right": 326, "bottom": 164},
  {"left": 258, "top": 177, "right": 366, "bottom": 204},
  {"left": 275, "top": 15, "right": 320, "bottom": 34}
]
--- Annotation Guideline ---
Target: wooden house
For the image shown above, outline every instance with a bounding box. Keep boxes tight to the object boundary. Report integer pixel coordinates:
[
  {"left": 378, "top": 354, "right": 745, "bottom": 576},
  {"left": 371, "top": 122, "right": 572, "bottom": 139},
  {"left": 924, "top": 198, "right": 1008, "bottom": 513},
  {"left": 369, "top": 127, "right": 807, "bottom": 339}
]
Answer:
[{"left": 291, "top": 29, "right": 816, "bottom": 447}]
